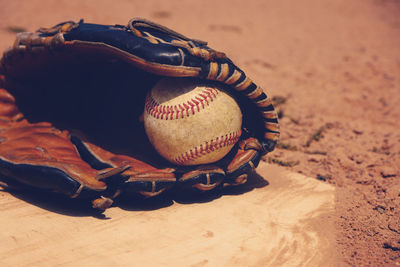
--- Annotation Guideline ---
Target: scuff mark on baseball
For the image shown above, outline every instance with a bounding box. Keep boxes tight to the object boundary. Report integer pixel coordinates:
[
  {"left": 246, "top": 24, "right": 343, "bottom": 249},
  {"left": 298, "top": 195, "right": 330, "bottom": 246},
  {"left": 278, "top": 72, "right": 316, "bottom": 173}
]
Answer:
[{"left": 144, "top": 77, "right": 242, "bottom": 166}]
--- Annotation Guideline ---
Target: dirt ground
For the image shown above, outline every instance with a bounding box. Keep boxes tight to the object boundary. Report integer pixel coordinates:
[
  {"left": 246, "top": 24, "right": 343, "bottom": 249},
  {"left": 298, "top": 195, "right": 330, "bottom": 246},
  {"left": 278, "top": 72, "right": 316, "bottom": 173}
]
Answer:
[{"left": 0, "top": 0, "right": 399, "bottom": 266}]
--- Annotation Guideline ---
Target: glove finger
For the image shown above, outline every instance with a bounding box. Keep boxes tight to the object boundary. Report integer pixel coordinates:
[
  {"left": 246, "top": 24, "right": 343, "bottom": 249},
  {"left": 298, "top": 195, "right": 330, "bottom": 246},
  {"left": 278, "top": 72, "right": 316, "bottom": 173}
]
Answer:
[
  {"left": 0, "top": 121, "right": 108, "bottom": 199},
  {"left": 177, "top": 166, "right": 226, "bottom": 192},
  {"left": 223, "top": 137, "right": 263, "bottom": 186},
  {"left": 173, "top": 138, "right": 263, "bottom": 192},
  {"left": 70, "top": 135, "right": 177, "bottom": 198}
]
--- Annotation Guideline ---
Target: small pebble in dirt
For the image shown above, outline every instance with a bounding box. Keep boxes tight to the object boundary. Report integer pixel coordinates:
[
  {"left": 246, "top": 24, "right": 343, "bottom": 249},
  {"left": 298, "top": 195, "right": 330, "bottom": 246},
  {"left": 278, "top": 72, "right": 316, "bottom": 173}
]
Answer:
[
  {"left": 316, "top": 174, "right": 331, "bottom": 181},
  {"left": 374, "top": 205, "right": 386, "bottom": 214},
  {"left": 388, "top": 224, "right": 400, "bottom": 234},
  {"left": 383, "top": 242, "right": 400, "bottom": 251},
  {"left": 379, "top": 166, "right": 397, "bottom": 178}
]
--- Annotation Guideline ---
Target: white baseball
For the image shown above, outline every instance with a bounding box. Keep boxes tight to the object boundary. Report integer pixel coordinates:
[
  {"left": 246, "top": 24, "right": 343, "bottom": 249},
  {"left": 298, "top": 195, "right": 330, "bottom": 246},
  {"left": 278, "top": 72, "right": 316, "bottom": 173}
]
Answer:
[{"left": 144, "top": 78, "right": 242, "bottom": 166}]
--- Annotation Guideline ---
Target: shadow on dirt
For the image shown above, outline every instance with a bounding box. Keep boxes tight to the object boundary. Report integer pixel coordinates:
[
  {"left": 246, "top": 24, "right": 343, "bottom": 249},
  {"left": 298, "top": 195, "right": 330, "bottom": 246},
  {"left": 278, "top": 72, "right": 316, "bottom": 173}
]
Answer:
[{"left": 0, "top": 171, "right": 269, "bottom": 219}]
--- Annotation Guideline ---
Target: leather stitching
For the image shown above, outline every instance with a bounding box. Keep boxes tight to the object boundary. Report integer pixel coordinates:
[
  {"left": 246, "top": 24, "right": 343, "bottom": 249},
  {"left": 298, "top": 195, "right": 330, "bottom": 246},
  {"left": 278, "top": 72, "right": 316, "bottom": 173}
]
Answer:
[
  {"left": 145, "top": 87, "right": 219, "bottom": 120},
  {"left": 174, "top": 130, "right": 241, "bottom": 165}
]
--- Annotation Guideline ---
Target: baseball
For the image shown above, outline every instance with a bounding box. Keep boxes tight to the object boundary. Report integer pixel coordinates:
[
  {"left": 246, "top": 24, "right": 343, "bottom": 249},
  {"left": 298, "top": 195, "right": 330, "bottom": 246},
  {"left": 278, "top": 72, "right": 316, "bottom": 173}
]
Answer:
[{"left": 144, "top": 78, "right": 242, "bottom": 166}]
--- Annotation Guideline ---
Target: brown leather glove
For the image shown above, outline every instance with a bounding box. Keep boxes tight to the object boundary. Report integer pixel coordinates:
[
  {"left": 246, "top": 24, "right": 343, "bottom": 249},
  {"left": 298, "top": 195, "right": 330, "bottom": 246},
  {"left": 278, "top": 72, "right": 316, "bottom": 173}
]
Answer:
[{"left": 0, "top": 19, "right": 279, "bottom": 210}]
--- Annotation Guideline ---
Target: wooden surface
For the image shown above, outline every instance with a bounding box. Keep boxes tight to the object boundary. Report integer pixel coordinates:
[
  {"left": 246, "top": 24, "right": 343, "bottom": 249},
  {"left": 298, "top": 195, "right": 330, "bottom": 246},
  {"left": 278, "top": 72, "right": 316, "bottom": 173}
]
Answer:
[{"left": 0, "top": 163, "right": 336, "bottom": 267}]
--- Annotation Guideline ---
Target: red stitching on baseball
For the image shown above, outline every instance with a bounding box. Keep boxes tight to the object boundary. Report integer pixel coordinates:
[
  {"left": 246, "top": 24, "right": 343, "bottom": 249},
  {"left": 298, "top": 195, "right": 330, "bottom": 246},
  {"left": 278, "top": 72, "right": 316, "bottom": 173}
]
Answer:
[
  {"left": 174, "top": 130, "right": 242, "bottom": 165},
  {"left": 145, "top": 87, "right": 219, "bottom": 120}
]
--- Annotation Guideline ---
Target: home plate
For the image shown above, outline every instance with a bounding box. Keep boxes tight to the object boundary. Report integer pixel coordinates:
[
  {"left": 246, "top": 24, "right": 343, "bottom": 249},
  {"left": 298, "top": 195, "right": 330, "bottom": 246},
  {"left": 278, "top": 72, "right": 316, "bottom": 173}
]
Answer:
[{"left": 0, "top": 163, "right": 336, "bottom": 266}]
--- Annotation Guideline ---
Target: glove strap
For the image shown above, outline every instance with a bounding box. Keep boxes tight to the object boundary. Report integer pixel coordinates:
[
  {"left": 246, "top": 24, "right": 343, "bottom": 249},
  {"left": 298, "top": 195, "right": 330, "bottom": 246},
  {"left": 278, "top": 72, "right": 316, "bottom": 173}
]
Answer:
[
  {"left": 128, "top": 18, "right": 207, "bottom": 45},
  {"left": 38, "top": 20, "right": 82, "bottom": 35}
]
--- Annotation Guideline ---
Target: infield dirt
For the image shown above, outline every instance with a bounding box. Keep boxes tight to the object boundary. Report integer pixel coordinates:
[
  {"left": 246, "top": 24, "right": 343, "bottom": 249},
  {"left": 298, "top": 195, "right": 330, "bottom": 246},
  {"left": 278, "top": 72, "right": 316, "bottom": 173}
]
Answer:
[{"left": 0, "top": 0, "right": 399, "bottom": 266}]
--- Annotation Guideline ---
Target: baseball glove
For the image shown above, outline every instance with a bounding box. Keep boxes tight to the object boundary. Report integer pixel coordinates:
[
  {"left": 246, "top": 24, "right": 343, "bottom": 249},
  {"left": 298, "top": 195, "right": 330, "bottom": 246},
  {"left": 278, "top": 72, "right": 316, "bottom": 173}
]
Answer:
[{"left": 0, "top": 19, "right": 279, "bottom": 210}]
